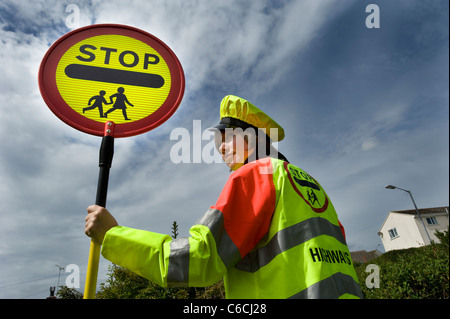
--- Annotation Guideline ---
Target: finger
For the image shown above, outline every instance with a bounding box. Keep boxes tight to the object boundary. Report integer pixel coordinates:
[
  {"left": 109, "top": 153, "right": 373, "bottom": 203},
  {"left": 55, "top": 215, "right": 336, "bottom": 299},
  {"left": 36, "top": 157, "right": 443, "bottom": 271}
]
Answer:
[
  {"left": 87, "top": 204, "right": 100, "bottom": 214},
  {"left": 85, "top": 223, "right": 91, "bottom": 237}
]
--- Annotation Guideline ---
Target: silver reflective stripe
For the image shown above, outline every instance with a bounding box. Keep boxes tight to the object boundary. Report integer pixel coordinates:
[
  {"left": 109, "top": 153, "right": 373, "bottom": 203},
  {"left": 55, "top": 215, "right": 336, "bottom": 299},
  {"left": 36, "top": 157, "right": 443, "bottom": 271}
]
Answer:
[
  {"left": 167, "top": 238, "right": 190, "bottom": 287},
  {"left": 288, "top": 272, "right": 364, "bottom": 299},
  {"left": 196, "top": 208, "right": 242, "bottom": 268},
  {"left": 167, "top": 208, "right": 242, "bottom": 287},
  {"left": 235, "top": 217, "right": 346, "bottom": 272}
]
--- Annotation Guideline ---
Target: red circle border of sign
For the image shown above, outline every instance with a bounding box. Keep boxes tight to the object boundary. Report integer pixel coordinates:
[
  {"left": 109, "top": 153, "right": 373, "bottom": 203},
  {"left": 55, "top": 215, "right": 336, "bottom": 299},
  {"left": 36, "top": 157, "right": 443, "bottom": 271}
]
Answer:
[{"left": 38, "top": 24, "right": 185, "bottom": 138}]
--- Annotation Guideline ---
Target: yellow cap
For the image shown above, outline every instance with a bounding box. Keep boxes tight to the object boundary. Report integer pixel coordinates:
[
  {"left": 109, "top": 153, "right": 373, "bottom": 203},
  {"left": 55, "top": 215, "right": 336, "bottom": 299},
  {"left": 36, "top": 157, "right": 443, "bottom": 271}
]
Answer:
[{"left": 217, "top": 95, "right": 285, "bottom": 142}]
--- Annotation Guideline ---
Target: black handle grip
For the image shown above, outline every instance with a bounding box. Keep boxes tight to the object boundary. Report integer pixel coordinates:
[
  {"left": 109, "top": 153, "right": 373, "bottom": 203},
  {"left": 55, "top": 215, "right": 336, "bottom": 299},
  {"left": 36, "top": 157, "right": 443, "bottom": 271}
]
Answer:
[
  {"left": 95, "top": 135, "right": 114, "bottom": 207},
  {"left": 99, "top": 135, "right": 114, "bottom": 168}
]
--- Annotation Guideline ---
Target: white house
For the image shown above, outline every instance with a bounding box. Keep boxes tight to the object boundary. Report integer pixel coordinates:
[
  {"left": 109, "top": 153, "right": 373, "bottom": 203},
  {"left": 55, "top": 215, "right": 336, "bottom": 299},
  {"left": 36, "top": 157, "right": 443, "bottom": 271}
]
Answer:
[{"left": 378, "top": 206, "right": 449, "bottom": 252}]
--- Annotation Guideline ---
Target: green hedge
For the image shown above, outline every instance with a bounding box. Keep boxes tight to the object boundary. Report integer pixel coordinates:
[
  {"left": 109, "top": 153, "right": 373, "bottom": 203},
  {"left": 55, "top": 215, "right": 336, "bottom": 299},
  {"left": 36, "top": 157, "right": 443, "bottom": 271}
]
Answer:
[{"left": 355, "top": 229, "right": 449, "bottom": 299}]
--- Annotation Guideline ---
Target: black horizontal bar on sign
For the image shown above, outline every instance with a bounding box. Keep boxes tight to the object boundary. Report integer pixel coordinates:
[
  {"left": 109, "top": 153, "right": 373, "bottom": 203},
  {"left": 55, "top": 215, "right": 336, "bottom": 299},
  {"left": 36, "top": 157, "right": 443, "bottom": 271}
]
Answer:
[
  {"left": 293, "top": 176, "right": 320, "bottom": 191},
  {"left": 64, "top": 64, "right": 165, "bottom": 88}
]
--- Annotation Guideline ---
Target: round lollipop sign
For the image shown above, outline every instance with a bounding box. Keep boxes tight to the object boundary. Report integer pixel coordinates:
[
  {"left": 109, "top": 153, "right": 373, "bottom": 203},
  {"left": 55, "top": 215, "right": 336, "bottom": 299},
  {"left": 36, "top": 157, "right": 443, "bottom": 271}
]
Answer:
[
  {"left": 39, "top": 24, "right": 184, "bottom": 137},
  {"left": 38, "top": 24, "right": 185, "bottom": 299}
]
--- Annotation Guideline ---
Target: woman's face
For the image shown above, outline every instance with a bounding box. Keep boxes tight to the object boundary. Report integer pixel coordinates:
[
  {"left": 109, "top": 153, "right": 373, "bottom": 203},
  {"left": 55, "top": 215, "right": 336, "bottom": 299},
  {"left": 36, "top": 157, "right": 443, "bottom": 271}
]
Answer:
[{"left": 217, "top": 129, "right": 254, "bottom": 171}]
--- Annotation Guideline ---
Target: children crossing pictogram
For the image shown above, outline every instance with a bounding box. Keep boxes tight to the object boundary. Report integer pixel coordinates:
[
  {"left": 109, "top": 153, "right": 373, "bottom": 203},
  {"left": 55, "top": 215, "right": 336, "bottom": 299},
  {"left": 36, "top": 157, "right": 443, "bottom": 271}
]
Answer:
[
  {"left": 83, "top": 90, "right": 110, "bottom": 118},
  {"left": 84, "top": 87, "right": 136, "bottom": 120},
  {"left": 103, "top": 87, "right": 134, "bottom": 120}
]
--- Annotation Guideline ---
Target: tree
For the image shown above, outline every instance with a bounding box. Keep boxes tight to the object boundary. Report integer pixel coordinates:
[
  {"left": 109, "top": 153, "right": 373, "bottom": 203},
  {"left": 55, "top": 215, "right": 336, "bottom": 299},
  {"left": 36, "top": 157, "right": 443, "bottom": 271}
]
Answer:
[
  {"left": 435, "top": 226, "right": 449, "bottom": 247},
  {"left": 56, "top": 286, "right": 83, "bottom": 299},
  {"left": 96, "top": 264, "right": 190, "bottom": 299},
  {"left": 171, "top": 221, "right": 179, "bottom": 239}
]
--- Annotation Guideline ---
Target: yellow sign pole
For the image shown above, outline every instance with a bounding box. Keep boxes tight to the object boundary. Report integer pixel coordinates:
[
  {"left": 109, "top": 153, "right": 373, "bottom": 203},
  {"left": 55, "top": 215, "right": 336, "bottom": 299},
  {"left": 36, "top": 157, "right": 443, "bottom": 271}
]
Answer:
[
  {"left": 83, "top": 122, "right": 115, "bottom": 299},
  {"left": 84, "top": 241, "right": 101, "bottom": 299}
]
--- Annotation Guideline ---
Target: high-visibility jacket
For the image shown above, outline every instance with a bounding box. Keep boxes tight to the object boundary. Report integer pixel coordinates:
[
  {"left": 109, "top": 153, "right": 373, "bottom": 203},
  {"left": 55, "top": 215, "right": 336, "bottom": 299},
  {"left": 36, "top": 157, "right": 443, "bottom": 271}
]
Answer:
[{"left": 101, "top": 157, "right": 363, "bottom": 299}]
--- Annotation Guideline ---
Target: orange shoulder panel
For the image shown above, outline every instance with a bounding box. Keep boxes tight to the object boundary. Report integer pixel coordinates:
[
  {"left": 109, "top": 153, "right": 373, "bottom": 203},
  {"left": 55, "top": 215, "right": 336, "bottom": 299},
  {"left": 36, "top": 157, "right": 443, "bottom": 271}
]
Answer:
[{"left": 213, "top": 159, "right": 276, "bottom": 258}]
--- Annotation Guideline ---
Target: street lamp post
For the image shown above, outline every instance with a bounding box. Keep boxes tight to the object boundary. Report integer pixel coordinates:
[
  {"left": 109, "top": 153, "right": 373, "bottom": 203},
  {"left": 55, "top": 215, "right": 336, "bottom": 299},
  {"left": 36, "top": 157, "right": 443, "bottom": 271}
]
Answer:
[
  {"left": 55, "top": 264, "right": 65, "bottom": 293},
  {"left": 385, "top": 185, "right": 432, "bottom": 244}
]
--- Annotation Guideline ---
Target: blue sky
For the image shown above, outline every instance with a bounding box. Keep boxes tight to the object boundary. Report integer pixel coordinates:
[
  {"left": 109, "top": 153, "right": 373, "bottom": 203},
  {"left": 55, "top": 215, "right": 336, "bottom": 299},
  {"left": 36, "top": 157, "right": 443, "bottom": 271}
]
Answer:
[{"left": 0, "top": 0, "right": 448, "bottom": 299}]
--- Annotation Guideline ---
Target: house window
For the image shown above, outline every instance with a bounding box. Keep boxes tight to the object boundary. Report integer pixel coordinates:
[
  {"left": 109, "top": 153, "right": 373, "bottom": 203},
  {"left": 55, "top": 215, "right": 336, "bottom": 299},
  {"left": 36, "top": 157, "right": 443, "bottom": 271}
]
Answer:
[
  {"left": 426, "top": 217, "right": 438, "bottom": 225},
  {"left": 388, "top": 228, "right": 399, "bottom": 239}
]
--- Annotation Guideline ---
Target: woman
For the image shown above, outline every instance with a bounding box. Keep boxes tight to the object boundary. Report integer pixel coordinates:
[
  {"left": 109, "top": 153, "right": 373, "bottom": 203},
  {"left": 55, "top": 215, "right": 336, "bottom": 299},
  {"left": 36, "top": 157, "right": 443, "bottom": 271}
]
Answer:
[{"left": 85, "top": 95, "right": 362, "bottom": 299}]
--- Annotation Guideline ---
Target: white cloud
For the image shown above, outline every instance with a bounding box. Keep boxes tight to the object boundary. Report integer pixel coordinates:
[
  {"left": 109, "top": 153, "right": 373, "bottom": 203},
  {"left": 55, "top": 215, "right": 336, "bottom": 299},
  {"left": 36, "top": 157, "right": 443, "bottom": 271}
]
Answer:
[
  {"left": 86, "top": 0, "right": 344, "bottom": 95},
  {"left": 361, "top": 137, "right": 378, "bottom": 151}
]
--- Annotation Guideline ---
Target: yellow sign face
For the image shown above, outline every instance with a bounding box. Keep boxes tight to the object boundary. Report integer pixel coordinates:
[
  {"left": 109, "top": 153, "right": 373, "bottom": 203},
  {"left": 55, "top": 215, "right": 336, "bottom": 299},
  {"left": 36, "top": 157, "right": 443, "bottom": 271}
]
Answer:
[{"left": 55, "top": 34, "right": 171, "bottom": 124}]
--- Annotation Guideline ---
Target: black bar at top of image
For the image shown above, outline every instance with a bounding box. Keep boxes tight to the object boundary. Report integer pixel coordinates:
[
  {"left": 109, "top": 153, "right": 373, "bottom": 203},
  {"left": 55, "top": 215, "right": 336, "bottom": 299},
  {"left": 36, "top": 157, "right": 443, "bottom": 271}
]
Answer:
[{"left": 65, "top": 64, "right": 165, "bottom": 88}]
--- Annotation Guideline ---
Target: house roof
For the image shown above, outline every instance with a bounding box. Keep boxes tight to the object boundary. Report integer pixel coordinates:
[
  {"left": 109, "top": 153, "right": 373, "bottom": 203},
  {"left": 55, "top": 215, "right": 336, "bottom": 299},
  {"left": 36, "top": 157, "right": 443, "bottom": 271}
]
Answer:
[
  {"left": 378, "top": 206, "right": 449, "bottom": 232},
  {"left": 391, "top": 206, "right": 449, "bottom": 215}
]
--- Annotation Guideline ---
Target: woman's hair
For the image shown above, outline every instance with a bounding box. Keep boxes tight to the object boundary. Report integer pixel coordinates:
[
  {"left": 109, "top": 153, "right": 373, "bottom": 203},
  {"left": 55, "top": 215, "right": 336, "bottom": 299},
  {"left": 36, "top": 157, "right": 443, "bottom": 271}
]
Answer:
[
  {"left": 214, "top": 125, "right": 289, "bottom": 167},
  {"left": 245, "top": 128, "right": 289, "bottom": 164}
]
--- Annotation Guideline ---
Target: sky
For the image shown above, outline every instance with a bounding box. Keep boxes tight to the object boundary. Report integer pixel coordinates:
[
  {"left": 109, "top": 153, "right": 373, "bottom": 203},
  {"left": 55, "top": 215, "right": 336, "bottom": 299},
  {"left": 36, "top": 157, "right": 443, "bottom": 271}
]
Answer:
[{"left": 0, "top": 0, "right": 448, "bottom": 299}]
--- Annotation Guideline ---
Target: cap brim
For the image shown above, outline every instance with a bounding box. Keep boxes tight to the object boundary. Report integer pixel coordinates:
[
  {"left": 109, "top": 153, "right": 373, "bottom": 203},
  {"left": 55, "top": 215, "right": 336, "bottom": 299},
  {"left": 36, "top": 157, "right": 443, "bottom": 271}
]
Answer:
[
  {"left": 210, "top": 123, "right": 229, "bottom": 131},
  {"left": 208, "top": 121, "right": 231, "bottom": 132},
  {"left": 209, "top": 117, "right": 257, "bottom": 132}
]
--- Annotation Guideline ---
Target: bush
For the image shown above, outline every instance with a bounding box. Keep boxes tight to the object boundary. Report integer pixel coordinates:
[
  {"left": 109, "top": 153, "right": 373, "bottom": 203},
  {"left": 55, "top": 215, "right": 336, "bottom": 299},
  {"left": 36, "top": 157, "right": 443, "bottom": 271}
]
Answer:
[
  {"left": 356, "top": 228, "right": 449, "bottom": 299},
  {"left": 95, "top": 264, "right": 225, "bottom": 299}
]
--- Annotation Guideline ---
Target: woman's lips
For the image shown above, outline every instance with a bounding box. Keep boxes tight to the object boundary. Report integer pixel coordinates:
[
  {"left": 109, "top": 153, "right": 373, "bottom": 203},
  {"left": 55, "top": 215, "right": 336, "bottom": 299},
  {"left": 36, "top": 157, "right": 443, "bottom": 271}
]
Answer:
[{"left": 224, "top": 154, "right": 234, "bottom": 163}]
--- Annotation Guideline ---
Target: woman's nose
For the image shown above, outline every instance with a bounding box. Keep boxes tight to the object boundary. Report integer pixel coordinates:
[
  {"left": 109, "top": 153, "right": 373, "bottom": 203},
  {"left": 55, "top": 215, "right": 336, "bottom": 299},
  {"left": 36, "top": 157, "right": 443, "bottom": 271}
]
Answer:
[{"left": 219, "top": 142, "right": 227, "bottom": 154}]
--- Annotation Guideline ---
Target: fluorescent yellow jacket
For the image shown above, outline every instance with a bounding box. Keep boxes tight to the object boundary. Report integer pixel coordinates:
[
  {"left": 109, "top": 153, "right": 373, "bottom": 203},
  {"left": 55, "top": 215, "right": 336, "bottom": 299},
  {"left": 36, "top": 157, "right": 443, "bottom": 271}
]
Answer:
[{"left": 101, "top": 158, "right": 363, "bottom": 298}]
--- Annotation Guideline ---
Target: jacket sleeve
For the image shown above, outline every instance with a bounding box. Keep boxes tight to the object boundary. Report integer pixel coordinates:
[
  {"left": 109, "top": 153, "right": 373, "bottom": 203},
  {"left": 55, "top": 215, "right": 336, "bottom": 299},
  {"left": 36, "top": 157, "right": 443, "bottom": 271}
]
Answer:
[
  {"left": 101, "top": 159, "right": 276, "bottom": 287},
  {"left": 101, "top": 221, "right": 229, "bottom": 287},
  {"left": 101, "top": 226, "right": 173, "bottom": 287}
]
